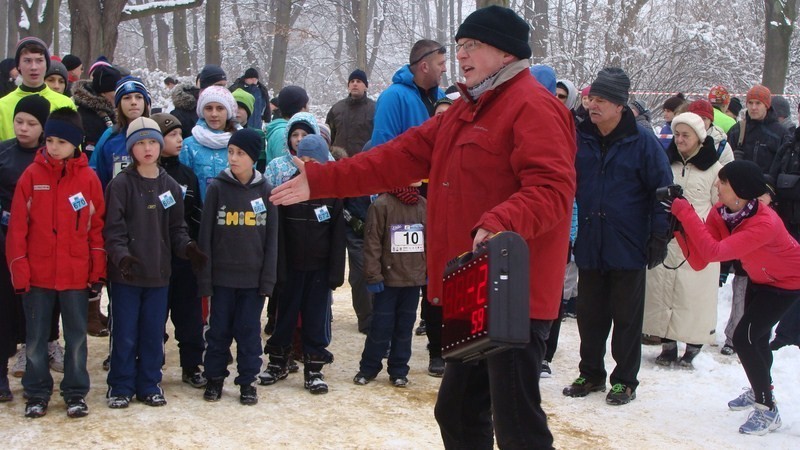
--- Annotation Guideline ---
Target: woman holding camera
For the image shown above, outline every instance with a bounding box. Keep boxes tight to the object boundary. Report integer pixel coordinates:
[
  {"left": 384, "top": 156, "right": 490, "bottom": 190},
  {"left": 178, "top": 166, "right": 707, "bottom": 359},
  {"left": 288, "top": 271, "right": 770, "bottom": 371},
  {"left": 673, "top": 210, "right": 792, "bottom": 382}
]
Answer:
[
  {"left": 644, "top": 112, "right": 724, "bottom": 368},
  {"left": 669, "top": 159, "right": 800, "bottom": 435}
]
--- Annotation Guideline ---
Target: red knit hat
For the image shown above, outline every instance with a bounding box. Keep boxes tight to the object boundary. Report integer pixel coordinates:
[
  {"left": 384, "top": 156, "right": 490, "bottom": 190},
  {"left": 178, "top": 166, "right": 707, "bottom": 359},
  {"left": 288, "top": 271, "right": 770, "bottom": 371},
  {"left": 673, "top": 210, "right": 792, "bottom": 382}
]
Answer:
[
  {"left": 708, "top": 85, "right": 730, "bottom": 106},
  {"left": 687, "top": 99, "right": 714, "bottom": 121},
  {"left": 746, "top": 84, "right": 772, "bottom": 109}
]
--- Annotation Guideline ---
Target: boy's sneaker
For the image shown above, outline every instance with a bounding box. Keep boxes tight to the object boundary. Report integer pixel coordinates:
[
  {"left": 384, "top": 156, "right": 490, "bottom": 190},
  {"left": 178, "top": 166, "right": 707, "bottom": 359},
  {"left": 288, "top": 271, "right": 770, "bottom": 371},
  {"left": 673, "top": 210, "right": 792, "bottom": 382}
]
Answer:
[
  {"left": 540, "top": 360, "right": 552, "bottom": 378},
  {"left": 739, "top": 403, "right": 782, "bottom": 435},
  {"left": 415, "top": 320, "right": 427, "bottom": 336},
  {"left": 137, "top": 393, "right": 167, "bottom": 407},
  {"left": 48, "top": 341, "right": 65, "bottom": 373},
  {"left": 353, "top": 373, "right": 376, "bottom": 386},
  {"left": 182, "top": 367, "right": 207, "bottom": 388},
  {"left": 203, "top": 378, "right": 224, "bottom": 402},
  {"left": 239, "top": 384, "right": 258, "bottom": 406},
  {"left": 24, "top": 398, "right": 48, "bottom": 418},
  {"left": 12, "top": 345, "right": 26, "bottom": 377},
  {"left": 304, "top": 372, "right": 329, "bottom": 395},
  {"left": 66, "top": 396, "right": 89, "bottom": 418},
  {"left": 258, "top": 363, "right": 289, "bottom": 386},
  {"left": 391, "top": 376, "right": 409, "bottom": 388},
  {"left": 728, "top": 387, "right": 756, "bottom": 410},
  {"left": 563, "top": 377, "right": 606, "bottom": 397},
  {"left": 720, "top": 344, "right": 736, "bottom": 356},
  {"left": 107, "top": 395, "right": 131, "bottom": 409},
  {"left": 428, "top": 357, "right": 445, "bottom": 377},
  {"left": 606, "top": 383, "right": 636, "bottom": 405}
]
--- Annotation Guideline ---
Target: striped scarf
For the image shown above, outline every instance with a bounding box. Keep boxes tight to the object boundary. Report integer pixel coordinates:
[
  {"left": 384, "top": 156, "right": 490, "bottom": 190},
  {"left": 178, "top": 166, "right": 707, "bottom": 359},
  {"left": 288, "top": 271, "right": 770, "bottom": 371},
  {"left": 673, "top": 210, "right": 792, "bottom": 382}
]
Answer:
[{"left": 390, "top": 187, "right": 420, "bottom": 205}]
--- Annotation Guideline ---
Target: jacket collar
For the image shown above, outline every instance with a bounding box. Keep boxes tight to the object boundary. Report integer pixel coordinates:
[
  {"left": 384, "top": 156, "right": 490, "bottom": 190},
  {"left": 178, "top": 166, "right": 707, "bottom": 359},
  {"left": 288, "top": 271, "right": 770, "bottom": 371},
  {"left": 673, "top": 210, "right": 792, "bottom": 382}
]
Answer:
[
  {"left": 667, "top": 135, "right": 719, "bottom": 170},
  {"left": 578, "top": 107, "right": 639, "bottom": 146}
]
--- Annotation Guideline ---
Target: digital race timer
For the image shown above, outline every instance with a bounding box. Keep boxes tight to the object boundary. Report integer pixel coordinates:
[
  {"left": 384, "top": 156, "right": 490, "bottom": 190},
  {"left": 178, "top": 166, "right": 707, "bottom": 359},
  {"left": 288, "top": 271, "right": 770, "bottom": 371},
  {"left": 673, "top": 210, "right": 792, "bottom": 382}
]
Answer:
[{"left": 440, "top": 231, "right": 530, "bottom": 362}]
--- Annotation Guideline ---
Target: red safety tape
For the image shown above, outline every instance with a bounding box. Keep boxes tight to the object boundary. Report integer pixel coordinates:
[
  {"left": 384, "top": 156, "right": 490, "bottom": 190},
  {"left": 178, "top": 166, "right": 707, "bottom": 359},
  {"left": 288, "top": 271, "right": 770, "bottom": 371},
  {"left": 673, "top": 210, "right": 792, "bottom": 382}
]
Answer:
[{"left": 631, "top": 91, "right": 800, "bottom": 97}]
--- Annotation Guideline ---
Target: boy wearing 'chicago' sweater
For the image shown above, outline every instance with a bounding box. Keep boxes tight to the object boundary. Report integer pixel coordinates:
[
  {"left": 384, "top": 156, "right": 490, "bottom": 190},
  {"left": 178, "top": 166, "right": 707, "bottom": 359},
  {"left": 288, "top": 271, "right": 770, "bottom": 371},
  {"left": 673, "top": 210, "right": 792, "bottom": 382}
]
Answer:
[{"left": 199, "top": 128, "right": 278, "bottom": 405}]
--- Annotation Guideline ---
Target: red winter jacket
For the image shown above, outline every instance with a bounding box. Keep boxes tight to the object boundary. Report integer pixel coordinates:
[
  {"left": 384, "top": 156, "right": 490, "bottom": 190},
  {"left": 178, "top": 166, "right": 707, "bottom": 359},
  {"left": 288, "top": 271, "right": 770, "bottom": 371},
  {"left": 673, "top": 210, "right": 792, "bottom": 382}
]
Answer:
[
  {"left": 304, "top": 61, "right": 576, "bottom": 320},
  {"left": 5, "top": 149, "right": 106, "bottom": 292},
  {"left": 673, "top": 198, "right": 800, "bottom": 290}
]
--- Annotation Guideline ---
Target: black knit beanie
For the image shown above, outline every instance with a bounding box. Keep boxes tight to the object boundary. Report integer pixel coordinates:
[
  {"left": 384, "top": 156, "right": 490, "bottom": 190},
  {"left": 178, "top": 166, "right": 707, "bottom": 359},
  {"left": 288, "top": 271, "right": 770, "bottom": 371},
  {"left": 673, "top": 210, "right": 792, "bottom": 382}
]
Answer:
[
  {"left": 14, "top": 94, "right": 50, "bottom": 128},
  {"left": 62, "top": 54, "right": 81, "bottom": 72},
  {"left": 590, "top": 68, "right": 630, "bottom": 106},
  {"left": 348, "top": 69, "right": 368, "bottom": 87},
  {"left": 278, "top": 85, "right": 309, "bottom": 118},
  {"left": 720, "top": 160, "right": 768, "bottom": 200},
  {"left": 198, "top": 64, "right": 227, "bottom": 89},
  {"left": 92, "top": 65, "right": 122, "bottom": 94},
  {"left": 228, "top": 128, "right": 264, "bottom": 164},
  {"left": 455, "top": 5, "right": 531, "bottom": 60},
  {"left": 728, "top": 97, "right": 743, "bottom": 117}
]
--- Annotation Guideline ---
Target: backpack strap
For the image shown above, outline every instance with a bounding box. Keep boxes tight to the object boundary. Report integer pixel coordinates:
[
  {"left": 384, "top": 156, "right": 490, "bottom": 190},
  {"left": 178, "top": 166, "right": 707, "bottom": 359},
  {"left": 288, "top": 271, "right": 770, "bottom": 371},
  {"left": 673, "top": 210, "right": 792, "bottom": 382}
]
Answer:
[{"left": 717, "top": 139, "right": 727, "bottom": 158}]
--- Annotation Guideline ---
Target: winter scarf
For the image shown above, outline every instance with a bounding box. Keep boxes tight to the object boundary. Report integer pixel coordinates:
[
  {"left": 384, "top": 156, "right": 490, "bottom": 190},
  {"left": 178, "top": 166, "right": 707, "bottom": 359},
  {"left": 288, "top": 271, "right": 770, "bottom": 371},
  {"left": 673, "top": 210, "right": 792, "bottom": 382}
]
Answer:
[
  {"left": 719, "top": 199, "right": 758, "bottom": 230},
  {"left": 191, "top": 119, "right": 233, "bottom": 149},
  {"left": 389, "top": 187, "right": 420, "bottom": 205}
]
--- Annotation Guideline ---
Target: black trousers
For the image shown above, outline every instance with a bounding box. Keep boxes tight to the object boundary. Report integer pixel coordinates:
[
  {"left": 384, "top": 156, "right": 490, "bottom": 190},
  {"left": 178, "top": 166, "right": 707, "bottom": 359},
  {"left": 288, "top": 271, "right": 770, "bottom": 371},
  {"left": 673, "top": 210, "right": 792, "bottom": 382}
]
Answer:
[
  {"left": 434, "top": 320, "right": 553, "bottom": 450},
  {"left": 733, "top": 283, "right": 797, "bottom": 408},
  {"left": 166, "top": 258, "right": 205, "bottom": 369},
  {"left": 544, "top": 301, "right": 565, "bottom": 362},
  {"left": 576, "top": 269, "right": 645, "bottom": 388},
  {"left": 421, "top": 285, "right": 443, "bottom": 358}
]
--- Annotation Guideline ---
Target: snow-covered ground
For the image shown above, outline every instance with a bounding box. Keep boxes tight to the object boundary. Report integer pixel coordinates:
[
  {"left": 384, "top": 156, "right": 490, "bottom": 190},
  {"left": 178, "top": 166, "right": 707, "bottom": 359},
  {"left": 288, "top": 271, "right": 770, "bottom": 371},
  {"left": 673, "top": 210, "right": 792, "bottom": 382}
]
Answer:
[{"left": 1, "top": 280, "right": 798, "bottom": 449}]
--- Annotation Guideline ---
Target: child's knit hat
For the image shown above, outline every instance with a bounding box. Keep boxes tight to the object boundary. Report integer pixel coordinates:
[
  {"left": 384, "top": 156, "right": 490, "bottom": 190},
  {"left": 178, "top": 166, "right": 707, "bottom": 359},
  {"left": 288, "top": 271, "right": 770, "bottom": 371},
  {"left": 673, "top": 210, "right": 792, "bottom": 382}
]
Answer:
[
  {"left": 126, "top": 117, "right": 164, "bottom": 152},
  {"left": 44, "top": 107, "right": 84, "bottom": 149},
  {"left": 228, "top": 128, "right": 264, "bottom": 164},
  {"left": 232, "top": 88, "right": 255, "bottom": 117},
  {"left": 196, "top": 85, "right": 237, "bottom": 120},
  {"left": 14, "top": 94, "right": 50, "bottom": 128},
  {"left": 296, "top": 134, "right": 329, "bottom": 164},
  {"left": 150, "top": 112, "right": 182, "bottom": 136},
  {"left": 115, "top": 76, "right": 151, "bottom": 107}
]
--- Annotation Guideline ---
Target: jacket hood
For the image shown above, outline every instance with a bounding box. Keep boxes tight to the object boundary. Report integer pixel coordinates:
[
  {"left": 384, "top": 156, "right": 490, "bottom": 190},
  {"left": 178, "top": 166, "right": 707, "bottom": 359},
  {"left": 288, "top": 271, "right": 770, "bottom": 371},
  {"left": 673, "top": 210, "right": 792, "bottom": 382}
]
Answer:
[
  {"left": 283, "top": 112, "right": 320, "bottom": 154},
  {"left": 172, "top": 83, "right": 198, "bottom": 110},
  {"left": 265, "top": 118, "right": 286, "bottom": 141},
  {"left": 666, "top": 135, "right": 719, "bottom": 171},
  {"left": 34, "top": 147, "right": 89, "bottom": 173},
  {"left": 557, "top": 78, "right": 579, "bottom": 110},
  {"left": 71, "top": 80, "right": 115, "bottom": 115},
  {"left": 391, "top": 65, "right": 416, "bottom": 88},
  {"left": 217, "top": 167, "right": 266, "bottom": 187}
]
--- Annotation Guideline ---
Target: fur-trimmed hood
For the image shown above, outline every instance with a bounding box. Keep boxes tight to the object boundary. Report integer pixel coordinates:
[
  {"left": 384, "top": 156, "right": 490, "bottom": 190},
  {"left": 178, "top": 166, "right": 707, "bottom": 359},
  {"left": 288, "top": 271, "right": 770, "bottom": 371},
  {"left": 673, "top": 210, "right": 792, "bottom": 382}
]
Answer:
[
  {"left": 172, "top": 82, "right": 198, "bottom": 111},
  {"left": 71, "top": 80, "right": 115, "bottom": 115}
]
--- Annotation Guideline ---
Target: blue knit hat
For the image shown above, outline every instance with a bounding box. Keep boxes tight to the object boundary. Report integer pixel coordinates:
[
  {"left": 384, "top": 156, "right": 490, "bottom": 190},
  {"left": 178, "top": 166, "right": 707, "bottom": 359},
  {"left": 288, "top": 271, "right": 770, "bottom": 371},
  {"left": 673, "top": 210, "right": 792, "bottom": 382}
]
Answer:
[
  {"left": 126, "top": 117, "right": 164, "bottom": 153},
  {"left": 115, "top": 76, "right": 151, "bottom": 107},
  {"left": 296, "top": 134, "right": 330, "bottom": 164}
]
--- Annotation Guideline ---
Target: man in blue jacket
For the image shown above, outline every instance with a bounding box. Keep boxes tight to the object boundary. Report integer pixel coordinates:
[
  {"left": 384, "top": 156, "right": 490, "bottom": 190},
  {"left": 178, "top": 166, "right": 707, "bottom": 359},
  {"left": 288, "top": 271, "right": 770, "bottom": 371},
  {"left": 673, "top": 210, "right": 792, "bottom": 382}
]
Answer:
[{"left": 564, "top": 67, "right": 672, "bottom": 406}]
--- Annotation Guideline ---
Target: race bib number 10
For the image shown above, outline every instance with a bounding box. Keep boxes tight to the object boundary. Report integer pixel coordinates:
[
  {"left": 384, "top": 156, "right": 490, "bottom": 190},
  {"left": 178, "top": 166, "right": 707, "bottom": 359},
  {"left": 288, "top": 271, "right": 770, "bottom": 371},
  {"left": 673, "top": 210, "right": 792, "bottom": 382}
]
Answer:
[{"left": 390, "top": 224, "right": 424, "bottom": 253}]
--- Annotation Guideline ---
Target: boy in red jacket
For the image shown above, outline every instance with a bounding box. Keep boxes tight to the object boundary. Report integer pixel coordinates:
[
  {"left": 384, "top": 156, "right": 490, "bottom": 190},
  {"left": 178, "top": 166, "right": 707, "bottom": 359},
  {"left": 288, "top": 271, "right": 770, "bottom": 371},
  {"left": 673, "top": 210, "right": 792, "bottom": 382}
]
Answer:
[{"left": 5, "top": 107, "right": 106, "bottom": 419}]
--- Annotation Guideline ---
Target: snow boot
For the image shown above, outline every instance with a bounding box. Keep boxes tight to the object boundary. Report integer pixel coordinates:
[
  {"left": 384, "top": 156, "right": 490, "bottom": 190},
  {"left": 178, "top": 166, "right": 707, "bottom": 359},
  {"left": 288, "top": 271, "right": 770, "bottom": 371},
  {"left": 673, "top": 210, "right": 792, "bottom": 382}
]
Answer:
[
  {"left": 259, "top": 345, "right": 290, "bottom": 386},
  {"left": 655, "top": 341, "right": 678, "bottom": 366},
  {"left": 303, "top": 354, "right": 333, "bottom": 395},
  {"left": 87, "top": 299, "right": 109, "bottom": 337},
  {"left": 203, "top": 377, "right": 224, "bottom": 402},
  {"left": 0, "top": 365, "right": 12, "bottom": 402},
  {"left": 679, "top": 345, "right": 701, "bottom": 368}
]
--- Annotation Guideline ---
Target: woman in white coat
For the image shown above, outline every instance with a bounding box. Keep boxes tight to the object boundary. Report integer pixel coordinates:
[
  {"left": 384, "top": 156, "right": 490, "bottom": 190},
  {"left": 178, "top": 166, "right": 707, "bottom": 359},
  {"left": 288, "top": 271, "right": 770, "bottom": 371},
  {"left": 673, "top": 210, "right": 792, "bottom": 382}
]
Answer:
[{"left": 644, "top": 112, "right": 724, "bottom": 367}]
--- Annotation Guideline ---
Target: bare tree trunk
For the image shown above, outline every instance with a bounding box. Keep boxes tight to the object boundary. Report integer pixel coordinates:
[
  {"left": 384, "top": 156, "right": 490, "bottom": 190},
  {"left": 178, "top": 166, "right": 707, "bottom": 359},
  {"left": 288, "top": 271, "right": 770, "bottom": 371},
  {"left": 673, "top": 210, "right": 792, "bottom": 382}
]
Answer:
[
  {"left": 192, "top": 8, "right": 200, "bottom": 72},
  {"left": 19, "top": 0, "right": 56, "bottom": 44},
  {"left": 268, "top": 0, "right": 292, "bottom": 92},
  {"left": 528, "top": 0, "right": 548, "bottom": 62},
  {"left": 174, "top": 9, "right": 191, "bottom": 75},
  {"left": 355, "top": 0, "right": 369, "bottom": 71},
  {"left": 231, "top": 1, "right": 258, "bottom": 66},
  {"left": 156, "top": 14, "right": 170, "bottom": 71},
  {"left": 418, "top": 0, "right": 431, "bottom": 38},
  {"left": 476, "top": 0, "right": 509, "bottom": 8},
  {"left": 435, "top": 0, "right": 448, "bottom": 85},
  {"left": 762, "top": 0, "right": 797, "bottom": 93},
  {"left": 205, "top": 0, "right": 221, "bottom": 65},
  {"left": 366, "top": 0, "right": 384, "bottom": 75},
  {"left": 138, "top": 10, "right": 157, "bottom": 70}
]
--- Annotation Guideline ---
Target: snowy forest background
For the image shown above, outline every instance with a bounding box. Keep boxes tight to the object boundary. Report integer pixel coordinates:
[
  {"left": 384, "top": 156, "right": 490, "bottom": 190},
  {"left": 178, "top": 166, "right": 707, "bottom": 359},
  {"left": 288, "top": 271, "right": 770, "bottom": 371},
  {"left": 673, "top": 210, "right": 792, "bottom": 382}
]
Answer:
[{"left": 1, "top": 0, "right": 799, "bottom": 123}]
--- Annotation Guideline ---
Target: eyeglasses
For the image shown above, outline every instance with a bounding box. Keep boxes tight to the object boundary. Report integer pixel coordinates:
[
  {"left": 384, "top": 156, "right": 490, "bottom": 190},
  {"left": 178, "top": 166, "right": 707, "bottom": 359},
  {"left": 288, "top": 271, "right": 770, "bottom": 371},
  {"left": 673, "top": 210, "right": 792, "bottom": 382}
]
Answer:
[
  {"left": 556, "top": 93, "right": 568, "bottom": 99},
  {"left": 410, "top": 46, "right": 446, "bottom": 66},
  {"left": 455, "top": 40, "right": 482, "bottom": 55}
]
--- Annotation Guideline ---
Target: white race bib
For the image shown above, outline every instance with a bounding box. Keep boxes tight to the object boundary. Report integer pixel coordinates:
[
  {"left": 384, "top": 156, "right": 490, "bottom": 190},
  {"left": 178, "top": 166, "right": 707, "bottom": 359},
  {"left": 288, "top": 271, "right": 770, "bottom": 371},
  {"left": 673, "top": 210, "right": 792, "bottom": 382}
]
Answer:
[
  {"left": 69, "top": 193, "right": 88, "bottom": 211},
  {"left": 390, "top": 224, "right": 425, "bottom": 253},
  {"left": 251, "top": 198, "right": 267, "bottom": 214},
  {"left": 159, "top": 191, "right": 177, "bottom": 209},
  {"left": 314, "top": 206, "right": 331, "bottom": 222},
  {"left": 112, "top": 154, "right": 131, "bottom": 178}
]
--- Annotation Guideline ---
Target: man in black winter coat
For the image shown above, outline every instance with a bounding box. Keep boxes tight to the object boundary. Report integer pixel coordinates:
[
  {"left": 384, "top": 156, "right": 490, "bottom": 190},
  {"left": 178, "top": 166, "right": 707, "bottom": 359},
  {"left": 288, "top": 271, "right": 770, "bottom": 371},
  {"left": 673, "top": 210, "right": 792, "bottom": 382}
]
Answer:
[
  {"left": 727, "top": 84, "right": 790, "bottom": 173},
  {"left": 229, "top": 68, "right": 270, "bottom": 129}
]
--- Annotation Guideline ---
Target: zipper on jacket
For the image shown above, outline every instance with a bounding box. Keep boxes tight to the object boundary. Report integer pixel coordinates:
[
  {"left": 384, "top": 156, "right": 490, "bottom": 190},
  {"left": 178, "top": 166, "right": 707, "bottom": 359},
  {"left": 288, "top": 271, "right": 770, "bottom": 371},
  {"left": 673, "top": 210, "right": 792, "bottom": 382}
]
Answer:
[{"left": 76, "top": 208, "right": 81, "bottom": 231}]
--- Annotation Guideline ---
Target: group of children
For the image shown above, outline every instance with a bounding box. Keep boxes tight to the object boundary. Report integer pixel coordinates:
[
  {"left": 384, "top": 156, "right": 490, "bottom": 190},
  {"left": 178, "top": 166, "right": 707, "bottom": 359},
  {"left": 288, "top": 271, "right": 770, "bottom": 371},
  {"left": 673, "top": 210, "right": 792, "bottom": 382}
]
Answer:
[{"left": 0, "top": 37, "right": 433, "bottom": 420}]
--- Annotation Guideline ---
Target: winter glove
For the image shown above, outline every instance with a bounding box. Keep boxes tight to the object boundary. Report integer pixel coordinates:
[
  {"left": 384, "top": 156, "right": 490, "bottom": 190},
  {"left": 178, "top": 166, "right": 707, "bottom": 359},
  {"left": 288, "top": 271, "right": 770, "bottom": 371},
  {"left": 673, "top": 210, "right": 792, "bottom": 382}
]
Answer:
[
  {"left": 366, "top": 282, "right": 385, "bottom": 294},
  {"left": 646, "top": 234, "right": 669, "bottom": 270},
  {"left": 185, "top": 241, "right": 209, "bottom": 272},
  {"left": 89, "top": 282, "right": 104, "bottom": 298},
  {"left": 118, "top": 255, "right": 142, "bottom": 281}
]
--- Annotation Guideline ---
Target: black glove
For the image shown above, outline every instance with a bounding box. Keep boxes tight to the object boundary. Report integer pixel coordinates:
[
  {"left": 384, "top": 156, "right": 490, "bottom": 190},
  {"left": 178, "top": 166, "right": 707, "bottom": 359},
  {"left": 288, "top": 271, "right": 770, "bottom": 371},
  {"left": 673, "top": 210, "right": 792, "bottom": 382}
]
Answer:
[
  {"left": 89, "top": 282, "right": 104, "bottom": 298},
  {"left": 118, "top": 256, "right": 141, "bottom": 281},
  {"left": 185, "top": 242, "right": 209, "bottom": 273},
  {"left": 646, "top": 234, "right": 669, "bottom": 270}
]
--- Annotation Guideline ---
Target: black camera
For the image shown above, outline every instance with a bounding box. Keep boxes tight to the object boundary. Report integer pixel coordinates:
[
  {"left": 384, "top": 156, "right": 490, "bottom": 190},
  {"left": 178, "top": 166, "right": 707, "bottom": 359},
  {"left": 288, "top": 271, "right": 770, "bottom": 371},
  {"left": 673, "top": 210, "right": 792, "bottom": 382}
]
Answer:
[{"left": 656, "top": 184, "right": 684, "bottom": 202}]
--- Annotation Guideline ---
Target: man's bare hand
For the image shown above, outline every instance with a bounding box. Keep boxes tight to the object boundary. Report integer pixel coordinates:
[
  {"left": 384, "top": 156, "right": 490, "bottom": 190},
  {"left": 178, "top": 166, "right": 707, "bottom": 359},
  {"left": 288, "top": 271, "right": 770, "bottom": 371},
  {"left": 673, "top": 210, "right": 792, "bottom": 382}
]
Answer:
[
  {"left": 269, "top": 156, "right": 311, "bottom": 205},
  {"left": 473, "top": 228, "right": 495, "bottom": 251}
]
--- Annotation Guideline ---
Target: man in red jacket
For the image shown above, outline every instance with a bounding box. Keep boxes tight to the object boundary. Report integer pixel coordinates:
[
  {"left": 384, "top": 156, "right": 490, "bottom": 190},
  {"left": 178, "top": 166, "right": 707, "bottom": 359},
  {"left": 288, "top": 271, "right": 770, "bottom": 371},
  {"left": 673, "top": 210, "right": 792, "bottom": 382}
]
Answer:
[{"left": 271, "top": 6, "right": 575, "bottom": 449}]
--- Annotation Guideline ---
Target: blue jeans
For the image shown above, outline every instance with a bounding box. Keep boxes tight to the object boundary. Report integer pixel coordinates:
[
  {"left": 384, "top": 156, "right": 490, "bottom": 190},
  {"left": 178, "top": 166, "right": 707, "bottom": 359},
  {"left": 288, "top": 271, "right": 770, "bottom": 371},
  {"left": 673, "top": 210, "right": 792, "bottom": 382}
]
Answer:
[
  {"left": 434, "top": 320, "right": 553, "bottom": 450},
  {"left": 358, "top": 286, "right": 420, "bottom": 378},
  {"left": 203, "top": 287, "right": 265, "bottom": 385},
  {"left": 22, "top": 287, "right": 89, "bottom": 401},
  {"left": 107, "top": 283, "right": 168, "bottom": 398}
]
